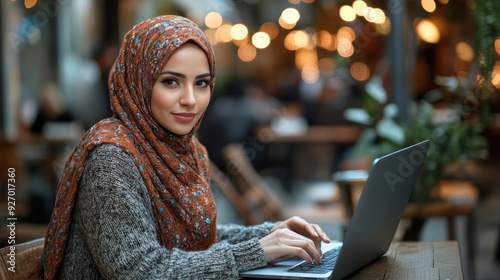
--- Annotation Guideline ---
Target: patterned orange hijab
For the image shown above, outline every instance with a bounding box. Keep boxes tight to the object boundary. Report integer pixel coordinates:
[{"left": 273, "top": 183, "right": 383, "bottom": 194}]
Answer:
[{"left": 40, "top": 15, "right": 217, "bottom": 279}]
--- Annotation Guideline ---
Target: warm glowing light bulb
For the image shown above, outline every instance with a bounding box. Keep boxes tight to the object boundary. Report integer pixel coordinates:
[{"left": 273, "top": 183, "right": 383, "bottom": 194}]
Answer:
[
  {"left": 340, "top": 5, "right": 356, "bottom": 22},
  {"left": 205, "top": 12, "right": 223, "bottom": 29},
  {"left": 353, "top": 1, "right": 368, "bottom": 16},
  {"left": 230, "top": 24, "right": 248, "bottom": 41},
  {"left": 416, "top": 19, "right": 440, "bottom": 43},
  {"left": 252, "top": 32, "right": 271, "bottom": 49},
  {"left": 422, "top": 0, "right": 436, "bottom": 13},
  {"left": 281, "top": 8, "right": 301, "bottom": 24}
]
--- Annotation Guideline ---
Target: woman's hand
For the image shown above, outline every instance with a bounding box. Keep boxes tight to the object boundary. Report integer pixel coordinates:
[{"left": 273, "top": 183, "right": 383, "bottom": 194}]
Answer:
[{"left": 260, "top": 216, "right": 331, "bottom": 264}]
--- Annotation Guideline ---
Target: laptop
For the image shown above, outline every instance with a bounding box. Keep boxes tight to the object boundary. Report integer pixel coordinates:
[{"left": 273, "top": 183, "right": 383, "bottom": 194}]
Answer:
[{"left": 240, "top": 140, "right": 430, "bottom": 280}]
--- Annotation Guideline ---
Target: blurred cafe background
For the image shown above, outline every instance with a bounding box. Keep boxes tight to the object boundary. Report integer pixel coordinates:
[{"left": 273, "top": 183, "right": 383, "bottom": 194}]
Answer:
[{"left": 1, "top": 0, "right": 500, "bottom": 279}]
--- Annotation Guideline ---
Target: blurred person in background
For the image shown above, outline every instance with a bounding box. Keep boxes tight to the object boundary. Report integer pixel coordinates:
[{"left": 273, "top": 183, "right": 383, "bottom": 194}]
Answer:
[
  {"left": 29, "top": 81, "right": 74, "bottom": 134},
  {"left": 39, "top": 15, "right": 330, "bottom": 279},
  {"left": 73, "top": 43, "right": 118, "bottom": 130}
]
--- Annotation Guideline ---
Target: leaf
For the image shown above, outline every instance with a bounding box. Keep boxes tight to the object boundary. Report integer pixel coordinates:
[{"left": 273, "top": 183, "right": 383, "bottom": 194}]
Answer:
[
  {"left": 383, "top": 103, "right": 399, "bottom": 119},
  {"left": 344, "top": 108, "right": 373, "bottom": 125},
  {"left": 365, "top": 76, "right": 387, "bottom": 104},
  {"left": 435, "top": 76, "right": 459, "bottom": 92},
  {"left": 376, "top": 118, "right": 405, "bottom": 145}
]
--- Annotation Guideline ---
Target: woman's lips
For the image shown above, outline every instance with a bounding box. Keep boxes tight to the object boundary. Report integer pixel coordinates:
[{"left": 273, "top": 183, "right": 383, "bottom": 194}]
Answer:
[{"left": 173, "top": 113, "right": 196, "bottom": 122}]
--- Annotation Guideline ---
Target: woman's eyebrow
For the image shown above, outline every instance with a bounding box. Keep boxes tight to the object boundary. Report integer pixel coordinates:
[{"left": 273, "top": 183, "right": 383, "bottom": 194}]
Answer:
[
  {"left": 158, "top": 71, "right": 211, "bottom": 79},
  {"left": 158, "top": 70, "right": 185, "bottom": 78},
  {"left": 196, "top": 73, "right": 211, "bottom": 79}
]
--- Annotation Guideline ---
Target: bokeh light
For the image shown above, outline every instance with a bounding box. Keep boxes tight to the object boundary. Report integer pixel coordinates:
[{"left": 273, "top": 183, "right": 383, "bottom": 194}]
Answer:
[
  {"left": 495, "top": 39, "right": 500, "bottom": 56},
  {"left": 238, "top": 44, "right": 257, "bottom": 62},
  {"left": 422, "top": 0, "right": 437, "bottom": 13},
  {"left": 316, "top": 31, "right": 336, "bottom": 51},
  {"left": 370, "top": 8, "right": 386, "bottom": 24},
  {"left": 294, "top": 30, "right": 309, "bottom": 49},
  {"left": 252, "top": 32, "right": 271, "bottom": 49},
  {"left": 204, "top": 29, "right": 218, "bottom": 45},
  {"left": 288, "top": 0, "right": 300, "bottom": 4},
  {"left": 216, "top": 23, "right": 233, "bottom": 43},
  {"left": 337, "top": 26, "right": 356, "bottom": 42},
  {"left": 318, "top": 57, "right": 336, "bottom": 75},
  {"left": 456, "top": 41, "right": 474, "bottom": 62},
  {"left": 302, "top": 65, "right": 320, "bottom": 84},
  {"left": 279, "top": 17, "right": 296, "bottom": 29},
  {"left": 351, "top": 62, "right": 370, "bottom": 81},
  {"left": 284, "top": 32, "right": 299, "bottom": 51},
  {"left": 363, "top": 7, "right": 374, "bottom": 22},
  {"left": 492, "top": 61, "right": 500, "bottom": 89},
  {"left": 295, "top": 48, "right": 318, "bottom": 70},
  {"left": 204, "top": 12, "right": 223, "bottom": 29},
  {"left": 25, "top": 0, "right": 37, "bottom": 8},
  {"left": 281, "top": 8, "right": 301, "bottom": 24},
  {"left": 260, "top": 22, "right": 279, "bottom": 39},
  {"left": 353, "top": 0, "right": 367, "bottom": 16},
  {"left": 340, "top": 5, "right": 356, "bottom": 22},
  {"left": 230, "top": 24, "right": 248, "bottom": 41},
  {"left": 416, "top": 19, "right": 440, "bottom": 43},
  {"left": 337, "top": 38, "right": 354, "bottom": 57}
]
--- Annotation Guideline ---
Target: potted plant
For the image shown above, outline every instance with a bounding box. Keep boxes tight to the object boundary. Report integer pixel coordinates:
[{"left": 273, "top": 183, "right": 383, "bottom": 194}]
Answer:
[{"left": 344, "top": 75, "right": 488, "bottom": 202}]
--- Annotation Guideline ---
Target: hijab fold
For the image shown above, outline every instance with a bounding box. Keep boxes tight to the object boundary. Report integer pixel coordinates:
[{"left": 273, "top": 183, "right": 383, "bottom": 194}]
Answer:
[{"left": 40, "top": 15, "right": 217, "bottom": 279}]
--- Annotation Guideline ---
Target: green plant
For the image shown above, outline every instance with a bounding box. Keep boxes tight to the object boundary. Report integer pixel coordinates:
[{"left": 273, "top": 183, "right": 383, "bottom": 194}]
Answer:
[{"left": 345, "top": 76, "right": 488, "bottom": 202}]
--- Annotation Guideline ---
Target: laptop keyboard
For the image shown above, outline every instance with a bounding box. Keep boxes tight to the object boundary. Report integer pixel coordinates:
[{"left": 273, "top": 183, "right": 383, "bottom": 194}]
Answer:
[{"left": 287, "top": 246, "right": 341, "bottom": 274}]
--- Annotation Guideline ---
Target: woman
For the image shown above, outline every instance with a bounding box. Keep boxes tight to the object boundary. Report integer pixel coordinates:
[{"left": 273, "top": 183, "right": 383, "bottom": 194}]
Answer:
[{"left": 40, "top": 15, "right": 330, "bottom": 279}]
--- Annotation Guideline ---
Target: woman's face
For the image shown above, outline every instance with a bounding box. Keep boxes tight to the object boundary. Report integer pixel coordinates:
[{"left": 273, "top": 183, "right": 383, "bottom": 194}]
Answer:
[{"left": 151, "top": 43, "right": 211, "bottom": 135}]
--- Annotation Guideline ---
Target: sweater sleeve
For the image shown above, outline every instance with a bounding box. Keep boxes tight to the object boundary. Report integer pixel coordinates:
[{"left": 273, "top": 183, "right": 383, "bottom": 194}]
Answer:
[
  {"left": 217, "top": 222, "right": 278, "bottom": 244},
  {"left": 75, "top": 144, "right": 267, "bottom": 279}
]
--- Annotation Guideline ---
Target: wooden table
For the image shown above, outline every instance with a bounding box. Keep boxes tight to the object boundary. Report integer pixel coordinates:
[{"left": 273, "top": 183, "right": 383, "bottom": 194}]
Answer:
[
  {"left": 345, "top": 241, "right": 463, "bottom": 280},
  {"left": 254, "top": 125, "right": 363, "bottom": 144}
]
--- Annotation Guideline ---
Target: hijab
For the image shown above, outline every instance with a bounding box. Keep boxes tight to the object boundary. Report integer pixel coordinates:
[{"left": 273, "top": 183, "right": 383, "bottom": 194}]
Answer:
[{"left": 40, "top": 15, "right": 217, "bottom": 279}]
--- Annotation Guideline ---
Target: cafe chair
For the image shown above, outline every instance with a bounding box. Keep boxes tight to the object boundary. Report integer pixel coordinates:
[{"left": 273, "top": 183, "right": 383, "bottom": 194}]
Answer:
[
  {"left": 0, "top": 237, "right": 44, "bottom": 280},
  {"left": 211, "top": 143, "right": 346, "bottom": 226}
]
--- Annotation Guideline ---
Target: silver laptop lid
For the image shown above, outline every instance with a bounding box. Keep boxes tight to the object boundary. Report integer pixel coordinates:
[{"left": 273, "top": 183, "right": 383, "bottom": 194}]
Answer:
[{"left": 330, "top": 140, "right": 430, "bottom": 280}]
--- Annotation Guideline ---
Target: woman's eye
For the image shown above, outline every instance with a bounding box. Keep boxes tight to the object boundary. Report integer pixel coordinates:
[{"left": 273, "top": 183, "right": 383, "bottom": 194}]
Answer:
[
  {"left": 161, "top": 78, "right": 178, "bottom": 86},
  {"left": 196, "top": 80, "right": 210, "bottom": 87}
]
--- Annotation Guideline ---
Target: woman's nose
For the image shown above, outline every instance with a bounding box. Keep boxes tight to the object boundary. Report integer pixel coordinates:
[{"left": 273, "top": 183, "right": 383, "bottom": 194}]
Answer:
[{"left": 179, "top": 86, "right": 196, "bottom": 107}]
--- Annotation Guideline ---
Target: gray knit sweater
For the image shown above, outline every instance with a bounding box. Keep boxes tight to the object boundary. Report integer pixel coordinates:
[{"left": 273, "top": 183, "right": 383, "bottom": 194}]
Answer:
[{"left": 59, "top": 144, "right": 274, "bottom": 279}]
